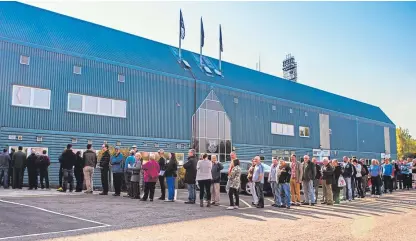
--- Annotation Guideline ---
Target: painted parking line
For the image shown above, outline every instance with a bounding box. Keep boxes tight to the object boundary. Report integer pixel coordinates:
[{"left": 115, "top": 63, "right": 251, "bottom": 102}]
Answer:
[{"left": 0, "top": 199, "right": 111, "bottom": 240}]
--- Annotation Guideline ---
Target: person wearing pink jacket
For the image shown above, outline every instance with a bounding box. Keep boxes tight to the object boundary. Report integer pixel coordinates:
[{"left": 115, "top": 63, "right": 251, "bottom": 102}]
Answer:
[{"left": 140, "top": 153, "right": 160, "bottom": 202}]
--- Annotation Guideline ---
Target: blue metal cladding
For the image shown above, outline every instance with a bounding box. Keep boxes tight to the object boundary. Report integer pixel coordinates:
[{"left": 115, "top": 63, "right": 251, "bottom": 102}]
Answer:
[
  {"left": 329, "top": 115, "right": 357, "bottom": 151},
  {"left": 358, "top": 122, "right": 385, "bottom": 153},
  {"left": 0, "top": 2, "right": 394, "bottom": 125}
]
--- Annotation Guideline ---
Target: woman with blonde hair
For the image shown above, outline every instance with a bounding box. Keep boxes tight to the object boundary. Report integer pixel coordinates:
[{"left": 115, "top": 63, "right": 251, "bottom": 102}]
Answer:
[
  {"left": 196, "top": 153, "right": 212, "bottom": 207},
  {"left": 129, "top": 152, "right": 142, "bottom": 199}
]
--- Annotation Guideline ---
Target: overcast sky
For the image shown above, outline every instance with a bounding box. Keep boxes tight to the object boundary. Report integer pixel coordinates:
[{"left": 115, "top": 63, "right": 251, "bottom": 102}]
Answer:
[{"left": 25, "top": 1, "right": 416, "bottom": 135}]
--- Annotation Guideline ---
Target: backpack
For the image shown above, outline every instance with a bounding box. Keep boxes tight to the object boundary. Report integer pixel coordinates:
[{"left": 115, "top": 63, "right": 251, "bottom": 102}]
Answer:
[{"left": 361, "top": 166, "right": 367, "bottom": 176}]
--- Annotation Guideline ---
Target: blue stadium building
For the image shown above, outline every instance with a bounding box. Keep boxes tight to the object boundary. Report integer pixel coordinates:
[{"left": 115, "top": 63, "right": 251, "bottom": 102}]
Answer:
[{"left": 0, "top": 2, "right": 396, "bottom": 184}]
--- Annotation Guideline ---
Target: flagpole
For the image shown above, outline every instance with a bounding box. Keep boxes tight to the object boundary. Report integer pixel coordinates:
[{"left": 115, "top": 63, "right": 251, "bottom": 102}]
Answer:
[
  {"left": 200, "top": 17, "right": 203, "bottom": 67},
  {"left": 219, "top": 25, "right": 222, "bottom": 72},
  {"left": 178, "top": 10, "right": 182, "bottom": 61}
]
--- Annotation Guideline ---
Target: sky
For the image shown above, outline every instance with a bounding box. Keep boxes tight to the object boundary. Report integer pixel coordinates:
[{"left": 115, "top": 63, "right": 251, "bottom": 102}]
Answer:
[{"left": 24, "top": 1, "right": 416, "bottom": 136}]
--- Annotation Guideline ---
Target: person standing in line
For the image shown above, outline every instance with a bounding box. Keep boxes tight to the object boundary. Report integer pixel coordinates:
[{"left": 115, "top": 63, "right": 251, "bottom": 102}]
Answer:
[
  {"left": 369, "top": 159, "right": 382, "bottom": 197},
  {"left": 141, "top": 153, "right": 160, "bottom": 201},
  {"left": 342, "top": 156, "right": 353, "bottom": 202},
  {"left": 321, "top": 158, "right": 334, "bottom": 205},
  {"left": 210, "top": 155, "right": 223, "bottom": 206},
  {"left": 392, "top": 160, "right": 399, "bottom": 190},
  {"left": 123, "top": 151, "right": 136, "bottom": 198},
  {"left": 412, "top": 159, "right": 416, "bottom": 189},
  {"left": 165, "top": 153, "right": 178, "bottom": 202},
  {"left": 247, "top": 158, "right": 258, "bottom": 206},
  {"left": 289, "top": 154, "right": 303, "bottom": 206},
  {"left": 38, "top": 150, "right": 50, "bottom": 190},
  {"left": 352, "top": 159, "right": 364, "bottom": 198},
  {"left": 184, "top": 149, "right": 197, "bottom": 204},
  {"left": 269, "top": 158, "right": 280, "bottom": 207},
  {"left": 253, "top": 156, "right": 265, "bottom": 208},
  {"left": 130, "top": 145, "right": 138, "bottom": 154},
  {"left": 110, "top": 146, "right": 124, "bottom": 197},
  {"left": 83, "top": 144, "right": 97, "bottom": 194},
  {"left": 332, "top": 159, "right": 343, "bottom": 204},
  {"left": 99, "top": 144, "right": 111, "bottom": 195},
  {"left": 157, "top": 149, "right": 167, "bottom": 200},
  {"left": 8, "top": 148, "right": 14, "bottom": 188},
  {"left": 301, "top": 155, "right": 316, "bottom": 206},
  {"left": 397, "top": 159, "right": 404, "bottom": 190},
  {"left": 60, "top": 144, "right": 76, "bottom": 192},
  {"left": 404, "top": 159, "right": 413, "bottom": 190},
  {"left": 0, "top": 149, "right": 11, "bottom": 189},
  {"left": 196, "top": 153, "right": 212, "bottom": 207},
  {"left": 12, "top": 146, "right": 26, "bottom": 189},
  {"left": 74, "top": 151, "right": 84, "bottom": 192},
  {"left": 382, "top": 158, "right": 393, "bottom": 194},
  {"left": 56, "top": 150, "right": 64, "bottom": 192},
  {"left": 129, "top": 153, "right": 142, "bottom": 199},
  {"left": 360, "top": 159, "right": 369, "bottom": 194},
  {"left": 312, "top": 158, "right": 321, "bottom": 204},
  {"left": 227, "top": 158, "right": 242, "bottom": 210},
  {"left": 27, "top": 151, "right": 39, "bottom": 190},
  {"left": 277, "top": 159, "right": 291, "bottom": 209}
]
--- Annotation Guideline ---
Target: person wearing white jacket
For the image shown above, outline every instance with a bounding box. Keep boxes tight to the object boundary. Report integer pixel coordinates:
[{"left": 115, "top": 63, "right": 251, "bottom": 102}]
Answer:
[
  {"left": 196, "top": 153, "right": 212, "bottom": 207},
  {"left": 268, "top": 158, "right": 280, "bottom": 207},
  {"left": 353, "top": 159, "right": 364, "bottom": 198}
]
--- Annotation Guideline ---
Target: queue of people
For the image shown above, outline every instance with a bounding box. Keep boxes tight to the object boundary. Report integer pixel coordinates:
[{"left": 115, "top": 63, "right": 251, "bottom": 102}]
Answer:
[{"left": 1, "top": 144, "right": 416, "bottom": 212}]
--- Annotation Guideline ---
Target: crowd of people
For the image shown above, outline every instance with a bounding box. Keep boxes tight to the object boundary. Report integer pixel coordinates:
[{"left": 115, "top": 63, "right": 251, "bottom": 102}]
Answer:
[{"left": 0, "top": 144, "right": 415, "bottom": 211}]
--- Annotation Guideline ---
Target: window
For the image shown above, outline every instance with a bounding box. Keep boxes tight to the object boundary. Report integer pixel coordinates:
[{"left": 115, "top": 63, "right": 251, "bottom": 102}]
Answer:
[
  {"left": 289, "top": 108, "right": 293, "bottom": 114},
  {"left": 118, "top": 74, "right": 125, "bottom": 83},
  {"left": 67, "top": 93, "right": 127, "bottom": 118},
  {"left": 182, "top": 59, "right": 191, "bottom": 69},
  {"left": 305, "top": 112, "right": 308, "bottom": 117},
  {"left": 214, "top": 69, "right": 222, "bottom": 76},
  {"left": 271, "top": 122, "right": 294, "bottom": 136},
  {"left": 20, "top": 55, "right": 30, "bottom": 65},
  {"left": 272, "top": 105, "right": 276, "bottom": 111},
  {"left": 233, "top": 97, "right": 239, "bottom": 104},
  {"left": 299, "top": 126, "right": 310, "bottom": 137},
  {"left": 73, "top": 66, "right": 82, "bottom": 75},
  {"left": 12, "top": 85, "right": 51, "bottom": 109},
  {"left": 203, "top": 66, "right": 213, "bottom": 75}
]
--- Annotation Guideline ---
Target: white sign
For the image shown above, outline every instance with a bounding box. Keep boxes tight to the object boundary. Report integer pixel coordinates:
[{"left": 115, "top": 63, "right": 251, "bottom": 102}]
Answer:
[{"left": 8, "top": 135, "right": 16, "bottom": 140}]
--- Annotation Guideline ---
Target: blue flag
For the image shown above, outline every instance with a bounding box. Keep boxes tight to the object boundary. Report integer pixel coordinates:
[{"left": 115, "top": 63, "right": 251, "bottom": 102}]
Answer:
[
  {"left": 180, "top": 10, "right": 185, "bottom": 40},
  {"left": 200, "top": 18, "right": 204, "bottom": 48},
  {"left": 219, "top": 25, "right": 223, "bottom": 52}
]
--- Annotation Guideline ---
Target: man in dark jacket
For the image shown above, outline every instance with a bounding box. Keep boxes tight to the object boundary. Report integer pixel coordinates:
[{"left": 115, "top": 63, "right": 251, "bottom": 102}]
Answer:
[
  {"left": 301, "top": 155, "right": 316, "bottom": 205},
  {"left": 74, "top": 151, "right": 84, "bottom": 192},
  {"left": 83, "top": 144, "right": 97, "bottom": 194},
  {"left": 38, "top": 150, "right": 50, "bottom": 189},
  {"left": 60, "top": 144, "right": 76, "bottom": 192},
  {"left": 8, "top": 148, "right": 15, "bottom": 187},
  {"left": 12, "top": 146, "right": 26, "bottom": 189},
  {"left": 99, "top": 144, "right": 111, "bottom": 195},
  {"left": 342, "top": 156, "right": 353, "bottom": 201},
  {"left": 0, "top": 149, "right": 11, "bottom": 188},
  {"left": 321, "top": 158, "right": 334, "bottom": 205},
  {"left": 184, "top": 149, "right": 197, "bottom": 204},
  {"left": 157, "top": 149, "right": 166, "bottom": 200},
  {"left": 27, "top": 151, "right": 39, "bottom": 190},
  {"left": 312, "top": 158, "right": 321, "bottom": 203},
  {"left": 210, "top": 155, "right": 223, "bottom": 206}
]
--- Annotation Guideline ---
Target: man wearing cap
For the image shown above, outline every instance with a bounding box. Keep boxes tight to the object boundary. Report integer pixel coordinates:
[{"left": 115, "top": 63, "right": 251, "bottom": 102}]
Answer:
[
  {"left": 131, "top": 145, "right": 138, "bottom": 154},
  {"left": 157, "top": 149, "right": 166, "bottom": 200},
  {"left": 111, "top": 146, "right": 124, "bottom": 196}
]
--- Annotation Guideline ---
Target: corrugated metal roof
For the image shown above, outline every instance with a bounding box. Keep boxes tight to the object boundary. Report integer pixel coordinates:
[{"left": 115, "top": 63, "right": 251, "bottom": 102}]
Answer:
[{"left": 0, "top": 2, "right": 393, "bottom": 125}]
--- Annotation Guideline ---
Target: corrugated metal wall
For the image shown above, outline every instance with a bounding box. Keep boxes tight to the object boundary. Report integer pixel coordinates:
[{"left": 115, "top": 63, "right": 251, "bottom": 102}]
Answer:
[{"left": 0, "top": 39, "right": 398, "bottom": 188}]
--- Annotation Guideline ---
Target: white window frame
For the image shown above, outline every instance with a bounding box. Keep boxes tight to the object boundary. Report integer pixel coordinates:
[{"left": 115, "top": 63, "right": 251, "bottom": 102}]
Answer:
[
  {"left": 73, "top": 65, "right": 82, "bottom": 75},
  {"left": 67, "top": 93, "right": 127, "bottom": 118},
  {"left": 12, "top": 85, "right": 51, "bottom": 110},
  {"left": 299, "top": 126, "right": 310, "bottom": 138},
  {"left": 271, "top": 122, "right": 294, "bottom": 136},
  {"left": 20, "top": 55, "right": 30, "bottom": 65},
  {"left": 118, "top": 74, "right": 125, "bottom": 83}
]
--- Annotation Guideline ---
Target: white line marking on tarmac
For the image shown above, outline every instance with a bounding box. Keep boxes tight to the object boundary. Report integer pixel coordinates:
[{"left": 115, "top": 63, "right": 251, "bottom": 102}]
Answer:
[
  {"left": 239, "top": 199, "right": 251, "bottom": 208},
  {"left": 0, "top": 226, "right": 109, "bottom": 240},
  {"left": 0, "top": 199, "right": 111, "bottom": 226}
]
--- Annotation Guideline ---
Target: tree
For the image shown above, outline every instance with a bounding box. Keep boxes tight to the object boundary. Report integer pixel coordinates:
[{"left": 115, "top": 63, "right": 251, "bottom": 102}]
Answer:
[{"left": 396, "top": 127, "right": 416, "bottom": 159}]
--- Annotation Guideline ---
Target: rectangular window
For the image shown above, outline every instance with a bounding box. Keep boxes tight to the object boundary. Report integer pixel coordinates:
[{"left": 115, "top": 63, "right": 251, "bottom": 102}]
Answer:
[
  {"left": 299, "top": 126, "right": 310, "bottom": 137},
  {"left": 73, "top": 66, "right": 82, "bottom": 75},
  {"left": 118, "top": 74, "right": 125, "bottom": 83},
  {"left": 20, "top": 55, "right": 30, "bottom": 65},
  {"left": 271, "top": 122, "right": 294, "bottom": 136},
  {"left": 12, "top": 85, "right": 51, "bottom": 109},
  {"left": 68, "top": 93, "right": 126, "bottom": 118}
]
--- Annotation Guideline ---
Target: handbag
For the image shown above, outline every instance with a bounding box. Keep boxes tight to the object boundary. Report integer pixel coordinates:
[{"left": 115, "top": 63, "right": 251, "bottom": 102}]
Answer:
[{"left": 338, "top": 175, "right": 346, "bottom": 187}]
